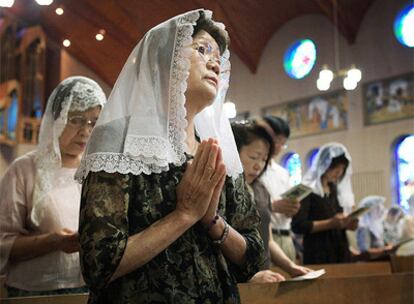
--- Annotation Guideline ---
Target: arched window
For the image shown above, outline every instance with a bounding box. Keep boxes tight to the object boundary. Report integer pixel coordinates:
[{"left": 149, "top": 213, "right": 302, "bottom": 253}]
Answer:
[
  {"left": 284, "top": 39, "right": 317, "bottom": 79},
  {"left": 7, "top": 91, "right": 18, "bottom": 140},
  {"left": 306, "top": 148, "right": 319, "bottom": 169},
  {"left": 394, "top": 4, "right": 414, "bottom": 48},
  {"left": 281, "top": 152, "right": 302, "bottom": 186},
  {"left": 394, "top": 134, "right": 414, "bottom": 210}
]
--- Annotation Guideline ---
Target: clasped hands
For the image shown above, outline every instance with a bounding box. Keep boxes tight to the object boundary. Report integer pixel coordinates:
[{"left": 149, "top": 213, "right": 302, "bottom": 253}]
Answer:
[{"left": 176, "top": 139, "right": 227, "bottom": 227}]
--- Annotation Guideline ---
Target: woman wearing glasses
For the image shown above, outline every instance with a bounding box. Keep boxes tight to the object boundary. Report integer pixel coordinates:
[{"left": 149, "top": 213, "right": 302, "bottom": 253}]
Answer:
[
  {"left": 0, "top": 76, "right": 106, "bottom": 297},
  {"left": 75, "top": 10, "right": 264, "bottom": 303}
]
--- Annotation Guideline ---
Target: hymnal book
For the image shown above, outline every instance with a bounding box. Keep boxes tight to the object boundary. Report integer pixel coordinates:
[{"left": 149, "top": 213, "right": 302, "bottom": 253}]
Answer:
[
  {"left": 348, "top": 206, "right": 371, "bottom": 219},
  {"left": 280, "top": 184, "right": 313, "bottom": 202},
  {"left": 286, "top": 269, "right": 326, "bottom": 281}
]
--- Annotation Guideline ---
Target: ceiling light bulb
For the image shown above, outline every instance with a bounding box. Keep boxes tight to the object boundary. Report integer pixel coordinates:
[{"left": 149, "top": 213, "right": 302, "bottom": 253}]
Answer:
[
  {"left": 96, "top": 33, "right": 104, "bottom": 41},
  {"left": 343, "top": 77, "right": 357, "bottom": 90},
  {"left": 317, "top": 78, "right": 330, "bottom": 91},
  {"left": 63, "top": 39, "right": 71, "bottom": 47},
  {"left": 96, "top": 29, "right": 106, "bottom": 41},
  {"left": 319, "top": 68, "right": 334, "bottom": 83},
  {"left": 0, "top": 0, "right": 14, "bottom": 7},
  {"left": 347, "top": 67, "right": 362, "bottom": 82},
  {"left": 55, "top": 7, "right": 64, "bottom": 15},
  {"left": 223, "top": 101, "right": 237, "bottom": 119},
  {"left": 35, "top": 0, "right": 53, "bottom": 5}
]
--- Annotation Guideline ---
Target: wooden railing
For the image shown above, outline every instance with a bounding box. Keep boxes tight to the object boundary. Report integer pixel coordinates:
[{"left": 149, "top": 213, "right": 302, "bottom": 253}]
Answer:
[{"left": 0, "top": 259, "right": 412, "bottom": 303}]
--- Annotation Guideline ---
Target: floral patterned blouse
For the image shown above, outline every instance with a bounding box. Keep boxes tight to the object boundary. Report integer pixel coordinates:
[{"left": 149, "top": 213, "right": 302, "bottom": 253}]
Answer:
[{"left": 79, "top": 161, "right": 265, "bottom": 304}]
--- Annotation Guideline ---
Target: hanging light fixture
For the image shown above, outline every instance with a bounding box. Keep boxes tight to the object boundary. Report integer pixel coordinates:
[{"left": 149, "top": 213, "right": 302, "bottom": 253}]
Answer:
[
  {"left": 317, "top": 0, "right": 362, "bottom": 91},
  {"left": 317, "top": 65, "right": 362, "bottom": 91}
]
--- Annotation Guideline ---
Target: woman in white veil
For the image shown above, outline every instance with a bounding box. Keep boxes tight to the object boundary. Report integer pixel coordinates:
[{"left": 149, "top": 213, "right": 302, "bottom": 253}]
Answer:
[
  {"left": 0, "top": 76, "right": 106, "bottom": 297},
  {"left": 292, "top": 142, "right": 358, "bottom": 264},
  {"left": 356, "top": 196, "right": 393, "bottom": 258},
  {"left": 76, "top": 10, "right": 264, "bottom": 303}
]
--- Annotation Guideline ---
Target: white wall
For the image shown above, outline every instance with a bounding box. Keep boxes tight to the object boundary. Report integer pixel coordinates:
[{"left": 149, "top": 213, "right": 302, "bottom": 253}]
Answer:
[{"left": 227, "top": 0, "right": 414, "bottom": 205}]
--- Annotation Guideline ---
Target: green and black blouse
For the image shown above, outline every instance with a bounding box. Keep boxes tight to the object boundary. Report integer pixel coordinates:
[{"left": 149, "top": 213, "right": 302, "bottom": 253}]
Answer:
[{"left": 79, "top": 160, "right": 265, "bottom": 304}]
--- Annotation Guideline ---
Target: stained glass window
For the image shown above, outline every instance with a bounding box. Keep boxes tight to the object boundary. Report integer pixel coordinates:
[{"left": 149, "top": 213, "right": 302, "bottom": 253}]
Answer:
[
  {"left": 394, "top": 5, "right": 414, "bottom": 47},
  {"left": 306, "top": 148, "right": 319, "bottom": 169},
  {"left": 7, "top": 91, "right": 18, "bottom": 140},
  {"left": 394, "top": 135, "right": 414, "bottom": 211},
  {"left": 282, "top": 152, "right": 302, "bottom": 186},
  {"left": 284, "top": 39, "right": 317, "bottom": 79}
]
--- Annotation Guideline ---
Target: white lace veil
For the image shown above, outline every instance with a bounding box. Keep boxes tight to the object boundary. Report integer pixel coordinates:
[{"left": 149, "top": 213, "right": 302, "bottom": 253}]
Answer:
[
  {"left": 75, "top": 9, "right": 243, "bottom": 182},
  {"left": 302, "top": 142, "right": 355, "bottom": 214},
  {"left": 31, "top": 76, "right": 106, "bottom": 225},
  {"left": 358, "top": 195, "right": 386, "bottom": 240}
]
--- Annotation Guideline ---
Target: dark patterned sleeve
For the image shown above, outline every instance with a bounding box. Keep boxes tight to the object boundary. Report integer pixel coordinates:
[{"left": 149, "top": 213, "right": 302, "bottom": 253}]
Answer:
[
  {"left": 224, "top": 175, "right": 265, "bottom": 282},
  {"left": 291, "top": 194, "right": 313, "bottom": 234},
  {"left": 79, "top": 171, "right": 130, "bottom": 293}
]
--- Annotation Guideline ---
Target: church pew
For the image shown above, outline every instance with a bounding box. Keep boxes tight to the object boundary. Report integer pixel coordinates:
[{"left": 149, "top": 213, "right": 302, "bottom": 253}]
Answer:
[
  {"left": 271, "top": 261, "right": 392, "bottom": 278},
  {"left": 238, "top": 272, "right": 414, "bottom": 304},
  {"left": 1, "top": 272, "right": 411, "bottom": 304},
  {"left": 390, "top": 254, "right": 414, "bottom": 273}
]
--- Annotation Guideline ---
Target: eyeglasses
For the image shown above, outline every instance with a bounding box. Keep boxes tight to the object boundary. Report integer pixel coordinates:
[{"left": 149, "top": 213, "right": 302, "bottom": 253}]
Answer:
[
  {"left": 67, "top": 115, "right": 97, "bottom": 129},
  {"left": 192, "top": 41, "right": 222, "bottom": 66}
]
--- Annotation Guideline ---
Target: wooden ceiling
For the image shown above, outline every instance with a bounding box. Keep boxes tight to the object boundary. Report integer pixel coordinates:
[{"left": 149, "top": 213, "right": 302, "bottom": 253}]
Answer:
[{"left": 4, "top": 0, "right": 376, "bottom": 86}]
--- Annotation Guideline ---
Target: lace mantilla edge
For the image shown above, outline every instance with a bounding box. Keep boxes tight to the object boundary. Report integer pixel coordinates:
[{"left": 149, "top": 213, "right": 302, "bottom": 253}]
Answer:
[
  {"left": 75, "top": 152, "right": 172, "bottom": 182},
  {"left": 167, "top": 11, "right": 199, "bottom": 169}
]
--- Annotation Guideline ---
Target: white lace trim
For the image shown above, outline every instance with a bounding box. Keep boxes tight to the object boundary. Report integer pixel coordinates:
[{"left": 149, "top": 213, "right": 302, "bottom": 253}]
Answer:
[
  {"left": 61, "top": 82, "right": 106, "bottom": 114},
  {"left": 124, "top": 135, "right": 173, "bottom": 159},
  {"left": 76, "top": 152, "right": 170, "bottom": 178},
  {"left": 167, "top": 12, "right": 198, "bottom": 166}
]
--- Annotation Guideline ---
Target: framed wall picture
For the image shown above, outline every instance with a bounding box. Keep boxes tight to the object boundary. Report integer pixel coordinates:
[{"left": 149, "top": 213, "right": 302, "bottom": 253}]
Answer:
[
  {"left": 262, "top": 90, "right": 348, "bottom": 138},
  {"left": 363, "top": 72, "right": 414, "bottom": 125}
]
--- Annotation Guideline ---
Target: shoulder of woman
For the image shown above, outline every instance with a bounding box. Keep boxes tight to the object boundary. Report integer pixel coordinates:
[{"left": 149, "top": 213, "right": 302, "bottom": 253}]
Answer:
[{"left": 2, "top": 151, "right": 36, "bottom": 180}]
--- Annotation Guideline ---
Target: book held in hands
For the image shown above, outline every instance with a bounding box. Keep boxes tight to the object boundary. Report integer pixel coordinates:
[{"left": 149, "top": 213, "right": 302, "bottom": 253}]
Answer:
[{"left": 280, "top": 184, "right": 313, "bottom": 202}]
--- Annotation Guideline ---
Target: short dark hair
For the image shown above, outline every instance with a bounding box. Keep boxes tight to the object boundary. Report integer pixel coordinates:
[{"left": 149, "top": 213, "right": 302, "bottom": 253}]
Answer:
[
  {"left": 232, "top": 121, "right": 275, "bottom": 178},
  {"left": 326, "top": 153, "right": 349, "bottom": 179},
  {"left": 193, "top": 11, "right": 229, "bottom": 55},
  {"left": 263, "top": 115, "right": 290, "bottom": 138}
]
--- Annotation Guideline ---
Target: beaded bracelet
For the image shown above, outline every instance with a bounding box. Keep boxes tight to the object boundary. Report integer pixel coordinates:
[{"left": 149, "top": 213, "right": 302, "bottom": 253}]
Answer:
[
  {"left": 205, "top": 214, "right": 220, "bottom": 232},
  {"left": 212, "top": 218, "right": 229, "bottom": 245}
]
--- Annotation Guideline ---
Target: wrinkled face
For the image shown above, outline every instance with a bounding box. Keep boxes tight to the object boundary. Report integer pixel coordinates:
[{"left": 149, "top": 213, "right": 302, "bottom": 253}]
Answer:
[
  {"left": 185, "top": 30, "right": 221, "bottom": 114},
  {"left": 59, "top": 105, "right": 101, "bottom": 158},
  {"left": 239, "top": 139, "right": 269, "bottom": 184},
  {"left": 323, "top": 163, "right": 347, "bottom": 184}
]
